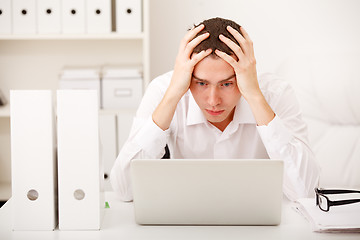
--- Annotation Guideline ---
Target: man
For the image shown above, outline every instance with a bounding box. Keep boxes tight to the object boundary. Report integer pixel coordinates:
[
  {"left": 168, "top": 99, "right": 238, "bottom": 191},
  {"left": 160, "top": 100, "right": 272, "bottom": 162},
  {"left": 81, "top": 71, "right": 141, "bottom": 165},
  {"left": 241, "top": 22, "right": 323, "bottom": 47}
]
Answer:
[{"left": 110, "top": 17, "right": 319, "bottom": 202}]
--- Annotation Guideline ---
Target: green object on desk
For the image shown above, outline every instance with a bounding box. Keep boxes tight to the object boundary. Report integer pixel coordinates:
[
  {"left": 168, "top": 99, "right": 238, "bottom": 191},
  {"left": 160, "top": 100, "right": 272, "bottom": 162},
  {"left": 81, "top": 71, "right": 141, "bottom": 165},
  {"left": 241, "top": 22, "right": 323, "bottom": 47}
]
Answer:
[{"left": 105, "top": 201, "right": 110, "bottom": 209}]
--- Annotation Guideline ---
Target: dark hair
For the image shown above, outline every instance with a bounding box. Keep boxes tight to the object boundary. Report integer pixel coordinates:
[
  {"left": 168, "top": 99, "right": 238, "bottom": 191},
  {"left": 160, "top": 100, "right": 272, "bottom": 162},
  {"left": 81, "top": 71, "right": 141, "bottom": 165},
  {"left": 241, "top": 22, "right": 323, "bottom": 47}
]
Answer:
[{"left": 192, "top": 17, "right": 242, "bottom": 56}]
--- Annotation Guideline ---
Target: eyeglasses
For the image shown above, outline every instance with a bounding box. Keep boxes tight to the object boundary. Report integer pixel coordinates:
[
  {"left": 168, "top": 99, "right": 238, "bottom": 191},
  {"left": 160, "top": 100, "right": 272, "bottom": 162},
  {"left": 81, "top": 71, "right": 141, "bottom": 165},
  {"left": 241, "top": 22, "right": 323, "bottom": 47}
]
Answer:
[{"left": 315, "top": 188, "right": 360, "bottom": 212}]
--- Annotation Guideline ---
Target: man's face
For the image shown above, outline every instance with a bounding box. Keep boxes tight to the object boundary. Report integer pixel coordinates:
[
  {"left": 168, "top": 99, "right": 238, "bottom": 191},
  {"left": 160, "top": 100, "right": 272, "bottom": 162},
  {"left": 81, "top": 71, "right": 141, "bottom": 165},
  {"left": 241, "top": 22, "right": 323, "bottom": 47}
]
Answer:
[{"left": 190, "top": 55, "right": 241, "bottom": 131}]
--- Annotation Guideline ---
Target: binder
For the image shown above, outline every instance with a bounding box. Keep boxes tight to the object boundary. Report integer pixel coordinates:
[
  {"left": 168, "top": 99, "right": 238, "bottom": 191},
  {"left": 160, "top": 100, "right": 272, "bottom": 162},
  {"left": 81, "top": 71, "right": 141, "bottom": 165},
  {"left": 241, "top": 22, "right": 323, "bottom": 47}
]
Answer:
[
  {"left": 37, "top": 0, "right": 61, "bottom": 34},
  {"left": 12, "top": 0, "right": 36, "bottom": 34},
  {"left": 86, "top": 0, "right": 111, "bottom": 34},
  {"left": 99, "top": 113, "right": 118, "bottom": 191},
  {"left": 0, "top": 0, "right": 11, "bottom": 34},
  {"left": 116, "top": 0, "right": 142, "bottom": 34},
  {"left": 57, "top": 90, "right": 104, "bottom": 230},
  {"left": 61, "top": 0, "right": 86, "bottom": 34},
  {"left": 10, "top": 90, "right": 57, "bottom": 230}
]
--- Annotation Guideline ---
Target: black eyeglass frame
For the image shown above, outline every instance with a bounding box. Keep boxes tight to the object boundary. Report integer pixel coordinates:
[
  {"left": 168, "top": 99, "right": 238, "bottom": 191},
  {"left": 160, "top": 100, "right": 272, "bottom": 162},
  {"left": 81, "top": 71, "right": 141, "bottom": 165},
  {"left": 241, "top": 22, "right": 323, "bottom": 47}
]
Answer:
[{"left": 315, "top": 188, "right": 360, "bottom": 212}]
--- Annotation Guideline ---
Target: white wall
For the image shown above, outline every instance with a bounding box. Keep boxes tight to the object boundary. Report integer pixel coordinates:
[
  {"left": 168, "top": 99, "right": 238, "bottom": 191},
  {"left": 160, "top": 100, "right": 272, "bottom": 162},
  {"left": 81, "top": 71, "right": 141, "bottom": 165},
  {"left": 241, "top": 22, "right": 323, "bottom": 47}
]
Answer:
[
  {"left": 148, "top": 0, "right": 360, "bottom": 188},
  {"left": 149, "top": 0, "right": 360, "bottom": 79}
]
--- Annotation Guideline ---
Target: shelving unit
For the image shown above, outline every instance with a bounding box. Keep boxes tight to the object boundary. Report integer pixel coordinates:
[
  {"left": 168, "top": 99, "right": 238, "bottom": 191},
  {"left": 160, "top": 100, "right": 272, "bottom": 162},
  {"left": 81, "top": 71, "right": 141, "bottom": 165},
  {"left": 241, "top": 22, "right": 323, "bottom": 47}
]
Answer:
[{"left": 0, "top": 0, "right": 150, "bottom": 202}]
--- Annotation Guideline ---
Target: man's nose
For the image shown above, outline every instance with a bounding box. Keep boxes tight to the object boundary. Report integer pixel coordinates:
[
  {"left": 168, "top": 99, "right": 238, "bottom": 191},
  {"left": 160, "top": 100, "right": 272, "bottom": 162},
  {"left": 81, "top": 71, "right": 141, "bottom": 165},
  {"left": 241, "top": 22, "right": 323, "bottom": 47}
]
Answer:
[{"left": 207, "top": 87, "right": 221, "bottom": 106}]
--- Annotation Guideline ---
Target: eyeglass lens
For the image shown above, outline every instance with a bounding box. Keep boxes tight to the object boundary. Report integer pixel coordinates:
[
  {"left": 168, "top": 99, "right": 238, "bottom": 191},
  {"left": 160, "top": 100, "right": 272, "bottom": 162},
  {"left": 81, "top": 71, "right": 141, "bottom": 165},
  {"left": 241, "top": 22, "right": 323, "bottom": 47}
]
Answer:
[{"left": 318, "top": 194, "right": 328, "bottom": 211}]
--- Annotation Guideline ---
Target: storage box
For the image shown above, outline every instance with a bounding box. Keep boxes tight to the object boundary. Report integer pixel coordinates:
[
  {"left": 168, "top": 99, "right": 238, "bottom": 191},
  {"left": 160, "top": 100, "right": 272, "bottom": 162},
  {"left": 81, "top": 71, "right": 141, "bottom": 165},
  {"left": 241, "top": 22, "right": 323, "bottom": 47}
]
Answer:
[
  {"left": 86, "top": 0, "right": 111, "bottom": 34},
  {"left": 12, "top": 0, "right": 36, "bottom": 34},
  {"left": 37, "top": 0, "right": 61, "bottom": 34},
  {"left": 61, "top": 0, "right": 85, "bottom": 34},
  {"left": 115, "top": 0, "right": 142, "bottom": 34},
  {"left": 102, "top": 67, "right": 143, "bottom": 109},
  {"left": 59, "top": 67, "right": 101, "bottom": 107},
  {"left": 0, "top": 0, "right": 12, "bottom": 34}
]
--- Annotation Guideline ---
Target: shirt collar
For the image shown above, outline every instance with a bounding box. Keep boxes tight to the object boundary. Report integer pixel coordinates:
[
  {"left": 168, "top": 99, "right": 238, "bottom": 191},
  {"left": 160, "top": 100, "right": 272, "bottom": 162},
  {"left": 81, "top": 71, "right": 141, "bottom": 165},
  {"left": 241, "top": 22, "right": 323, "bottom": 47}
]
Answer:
[
  {"left": 233, "top": 97, "right": 257, "bottom": 124},
  {"left": 186, "top": 91, "right": 207, "bottom": 126},
  {"left": 186, "top": 92, "right": 256, "bottom": 126}
]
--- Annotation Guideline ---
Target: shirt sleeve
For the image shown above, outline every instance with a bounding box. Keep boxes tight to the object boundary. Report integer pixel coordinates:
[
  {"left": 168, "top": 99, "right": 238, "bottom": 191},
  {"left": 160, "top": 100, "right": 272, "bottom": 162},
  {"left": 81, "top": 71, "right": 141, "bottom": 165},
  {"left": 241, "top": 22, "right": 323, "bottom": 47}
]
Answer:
[
  {"left": 110, "top": 73, "right": 171, "bottom": 201},
  {"left": 256, "top": 76, "right": 320, "bottom": 201}
]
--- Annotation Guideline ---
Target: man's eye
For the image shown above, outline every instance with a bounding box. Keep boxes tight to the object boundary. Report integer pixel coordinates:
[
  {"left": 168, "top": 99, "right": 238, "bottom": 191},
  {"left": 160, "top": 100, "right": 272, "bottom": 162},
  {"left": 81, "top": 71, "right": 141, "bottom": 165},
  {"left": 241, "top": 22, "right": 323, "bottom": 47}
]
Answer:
[
  {"left": 197, "top": 82, "right": 206, "bottom": 86},
  {"left": 222, "top": 82, "right": 233, "bottom": 87}
]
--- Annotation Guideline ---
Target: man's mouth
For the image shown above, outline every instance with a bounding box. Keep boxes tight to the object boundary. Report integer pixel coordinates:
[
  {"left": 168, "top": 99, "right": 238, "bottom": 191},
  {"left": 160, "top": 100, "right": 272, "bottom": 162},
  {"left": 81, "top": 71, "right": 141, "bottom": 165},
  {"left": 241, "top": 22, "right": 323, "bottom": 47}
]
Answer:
[{"left": 205, "top": 109, "right": 225, "bottom": 116}]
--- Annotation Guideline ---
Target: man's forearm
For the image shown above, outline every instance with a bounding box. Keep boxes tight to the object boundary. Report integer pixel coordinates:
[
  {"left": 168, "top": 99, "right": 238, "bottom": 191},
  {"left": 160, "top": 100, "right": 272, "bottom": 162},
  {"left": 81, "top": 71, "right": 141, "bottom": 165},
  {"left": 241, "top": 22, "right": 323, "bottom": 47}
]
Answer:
[
  {"left": 246, "top": 92, "right": 275, "bottom": 126},
  {"left": 152, "top": 87, "right": 183, "bottom": 131}
]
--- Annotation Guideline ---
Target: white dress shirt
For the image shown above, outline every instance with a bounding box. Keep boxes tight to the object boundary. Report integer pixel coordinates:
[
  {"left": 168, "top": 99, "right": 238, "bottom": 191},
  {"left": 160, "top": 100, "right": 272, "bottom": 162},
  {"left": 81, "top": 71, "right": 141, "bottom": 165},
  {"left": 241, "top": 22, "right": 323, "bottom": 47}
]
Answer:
[{"left": 110, "top": 71, "right": 320, "bottom": 202}]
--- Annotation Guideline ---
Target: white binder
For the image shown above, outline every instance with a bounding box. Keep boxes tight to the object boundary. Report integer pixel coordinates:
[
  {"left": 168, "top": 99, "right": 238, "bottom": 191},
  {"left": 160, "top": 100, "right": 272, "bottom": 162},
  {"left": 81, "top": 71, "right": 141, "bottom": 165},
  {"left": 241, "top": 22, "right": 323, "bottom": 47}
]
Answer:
[
  {"left": 12, "top": 0, "right": 36, "bottom": 34},
  {"left": 99, "top": 113, "right": 118, "bottom": 191},
  {"left": 0, "top": 0, "right": 12, "bottom": 34},
  {"left": 37, "top": 0, "right": 61, "bottom": 34},
  {"left": 86, "top": 0, "right": 111, "bottom": 34},
  {"left": 57, "top": 90, "right": 104, "bottom": 230},
  {"left": 61, "top": 0, "right": 86, "bottom": 34},
  {"left": 116, "top": 0, "right": 142, "bottom": 34},
  {"left": 10, "top": 90, "right": 57, "bottom": 230}
]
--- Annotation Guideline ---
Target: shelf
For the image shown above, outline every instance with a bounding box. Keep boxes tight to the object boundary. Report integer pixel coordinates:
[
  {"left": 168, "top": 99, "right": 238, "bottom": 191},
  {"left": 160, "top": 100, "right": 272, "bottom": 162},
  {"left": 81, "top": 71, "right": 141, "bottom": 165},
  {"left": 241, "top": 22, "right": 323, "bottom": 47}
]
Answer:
[
  {"left": 0, "top": 32, "right": 144, "bottom": 40},
  {"left": 0, "top": 105, "right": 10, "bottom": 118}
]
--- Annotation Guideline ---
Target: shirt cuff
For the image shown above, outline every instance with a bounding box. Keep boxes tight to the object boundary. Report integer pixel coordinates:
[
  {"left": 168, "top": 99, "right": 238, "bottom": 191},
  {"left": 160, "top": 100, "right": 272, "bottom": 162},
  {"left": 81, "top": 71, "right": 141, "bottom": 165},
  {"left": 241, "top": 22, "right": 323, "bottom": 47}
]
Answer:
[
  {"left": 256, "top": 115, "right": 293, "bottom": 154},
  {"left": 133, "top": 117, "right": 170, "bottom": 158}
]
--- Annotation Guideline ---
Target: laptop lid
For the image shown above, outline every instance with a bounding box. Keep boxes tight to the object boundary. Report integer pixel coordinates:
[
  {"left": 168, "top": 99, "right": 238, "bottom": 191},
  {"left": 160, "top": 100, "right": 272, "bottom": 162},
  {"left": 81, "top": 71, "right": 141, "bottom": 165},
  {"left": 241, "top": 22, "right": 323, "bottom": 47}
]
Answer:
[{"left": 131, "top": 159, "right": 284, "bottom": 225}]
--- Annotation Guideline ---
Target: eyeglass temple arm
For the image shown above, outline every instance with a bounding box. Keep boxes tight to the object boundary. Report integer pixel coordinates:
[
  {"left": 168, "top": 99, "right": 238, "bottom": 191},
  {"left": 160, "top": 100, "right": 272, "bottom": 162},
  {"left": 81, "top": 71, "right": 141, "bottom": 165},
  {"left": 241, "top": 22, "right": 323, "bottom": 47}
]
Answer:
[
  {"left": 329, "top": 199, "right": 360, "bottom": 207},
  {"left": 317, "top": 189, "right": 360, "bottom": 194}
]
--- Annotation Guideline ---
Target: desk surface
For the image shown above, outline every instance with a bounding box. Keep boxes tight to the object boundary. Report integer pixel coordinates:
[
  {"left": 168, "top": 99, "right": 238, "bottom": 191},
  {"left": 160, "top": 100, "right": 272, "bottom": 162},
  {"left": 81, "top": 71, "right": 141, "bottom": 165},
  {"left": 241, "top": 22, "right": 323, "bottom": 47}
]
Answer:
[{"left": 0, "top": 192, "right": 359, "bottom": 240}]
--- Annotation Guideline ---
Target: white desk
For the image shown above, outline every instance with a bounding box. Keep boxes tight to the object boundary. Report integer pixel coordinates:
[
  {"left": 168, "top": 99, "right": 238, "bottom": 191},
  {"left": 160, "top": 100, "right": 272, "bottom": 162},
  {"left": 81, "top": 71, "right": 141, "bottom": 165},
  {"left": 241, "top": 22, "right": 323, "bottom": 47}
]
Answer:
[{"left": 0, "top": 192, "right": 359, "bottom": 240}]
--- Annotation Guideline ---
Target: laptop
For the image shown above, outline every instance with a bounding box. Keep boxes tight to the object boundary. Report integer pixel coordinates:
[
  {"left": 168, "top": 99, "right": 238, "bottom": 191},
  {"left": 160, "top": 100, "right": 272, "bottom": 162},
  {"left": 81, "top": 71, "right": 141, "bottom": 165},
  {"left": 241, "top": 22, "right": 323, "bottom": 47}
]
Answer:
[{"left": 130, "top": 159, "right": 283, "bottom": 225}]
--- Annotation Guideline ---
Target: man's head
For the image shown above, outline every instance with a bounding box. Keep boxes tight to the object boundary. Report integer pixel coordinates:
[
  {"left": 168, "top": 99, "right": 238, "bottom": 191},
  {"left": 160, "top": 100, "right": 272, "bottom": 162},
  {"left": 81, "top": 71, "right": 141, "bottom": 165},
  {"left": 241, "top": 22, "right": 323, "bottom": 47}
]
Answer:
[
  {"left": 192, "top": 17, "right": 242, "bottom": 57},
  {"left": 189, "top": 18, "right": 243, "bottom": 131}
]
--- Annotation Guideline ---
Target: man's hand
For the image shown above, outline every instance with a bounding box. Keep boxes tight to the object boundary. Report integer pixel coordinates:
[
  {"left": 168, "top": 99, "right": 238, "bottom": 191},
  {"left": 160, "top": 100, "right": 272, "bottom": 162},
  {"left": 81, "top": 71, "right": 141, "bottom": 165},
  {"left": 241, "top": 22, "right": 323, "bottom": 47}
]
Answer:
[
  {"left": 168, "top": 24, "right": 212, "bottom": 98},
  {"left": 215, "top": 26, "right": 275, "bottom": 126},
  {"left": 152, "top": 24, "right": 212, "bottom": 131},
  {"left": 215, "top": 26, "right": 260, "bottom": 101}
]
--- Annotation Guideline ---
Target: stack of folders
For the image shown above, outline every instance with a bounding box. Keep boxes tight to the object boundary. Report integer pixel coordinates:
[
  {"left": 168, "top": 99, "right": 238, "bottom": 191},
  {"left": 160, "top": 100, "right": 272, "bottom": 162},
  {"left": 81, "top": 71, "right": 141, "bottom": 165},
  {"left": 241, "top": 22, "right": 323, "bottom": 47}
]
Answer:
[
  {"left": 10, "top": 90, "right": 104, "bottom": 231},
  {"left": 295, "top": 198, "right": 360, "bottom": 233}
]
